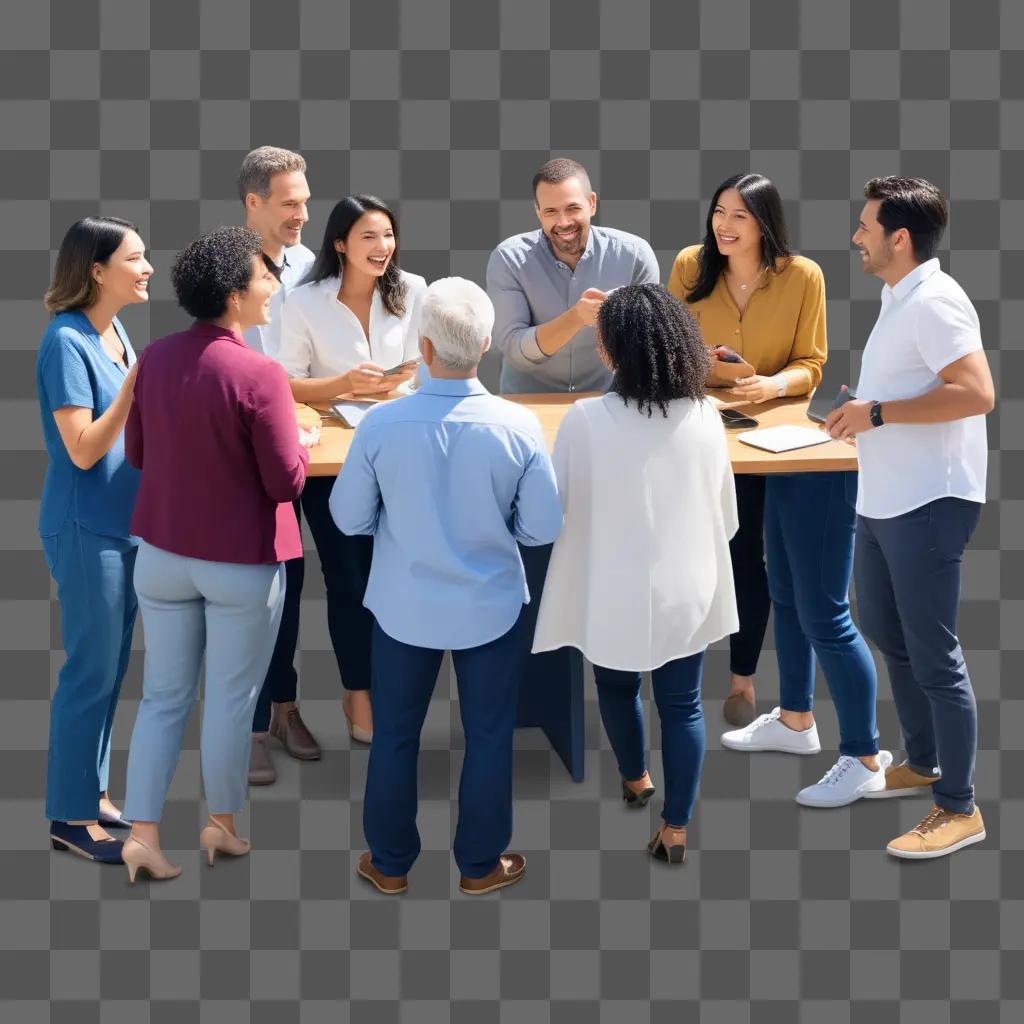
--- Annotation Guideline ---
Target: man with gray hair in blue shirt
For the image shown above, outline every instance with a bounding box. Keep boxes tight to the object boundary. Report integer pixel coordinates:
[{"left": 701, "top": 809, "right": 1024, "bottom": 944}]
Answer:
[
  {"left": 486, "top": 157, "right": 661, "bottom": 394},
  {"left": 330, "top": 277, "right": 563, "bottom": 897}
]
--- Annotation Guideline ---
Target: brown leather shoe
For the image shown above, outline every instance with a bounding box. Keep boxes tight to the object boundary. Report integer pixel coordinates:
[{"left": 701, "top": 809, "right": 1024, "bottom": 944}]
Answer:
[
  {"left": 863, "top": 760, "right": 940, "bottom": 799},
  {"left": 357, "top": 852, "right": 407, "bottom": 894},
  {"left": 269, "top": 703, "right": 322, "bottom": 761},
  {"left": 459, "top": 853, "right": 526, "bottom": 895},
  {"left": 248, "top": 733, "right": 276, "bottom": 786},
  {"left": 723, "top": 692, "right": 756, "bottom": 728}
]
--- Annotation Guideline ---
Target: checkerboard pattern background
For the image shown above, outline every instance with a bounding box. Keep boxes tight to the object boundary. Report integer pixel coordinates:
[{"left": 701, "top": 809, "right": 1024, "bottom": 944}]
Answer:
[{"left": 1, "top": 0, "right": 1021, "bottom": 1019}]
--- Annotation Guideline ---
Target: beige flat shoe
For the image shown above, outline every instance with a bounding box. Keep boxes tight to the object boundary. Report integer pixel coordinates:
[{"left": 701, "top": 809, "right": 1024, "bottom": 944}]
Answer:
[{"left": 342, "top": 692, "right": 373, "bottom": 744}]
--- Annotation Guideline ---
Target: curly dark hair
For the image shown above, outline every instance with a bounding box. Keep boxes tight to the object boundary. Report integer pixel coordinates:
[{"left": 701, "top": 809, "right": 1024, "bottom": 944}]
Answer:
[
  {"left": 171, "top": 226, "right": 264, "bottom": 320},
  {"left": 598, "top": 284, "right": 710, "bottom": 418}
]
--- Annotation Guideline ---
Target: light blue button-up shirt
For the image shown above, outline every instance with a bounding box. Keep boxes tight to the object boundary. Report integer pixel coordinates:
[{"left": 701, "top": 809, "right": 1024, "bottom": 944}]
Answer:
[
  {"left": 329, "top": 377, "right": 563, "bottom": 650},
  {"left": 486, "top": 225, "right": 661, "bottom": 394}
]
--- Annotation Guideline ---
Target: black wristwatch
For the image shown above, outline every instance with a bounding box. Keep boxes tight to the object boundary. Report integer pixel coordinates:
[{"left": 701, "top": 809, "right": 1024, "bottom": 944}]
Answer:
[{"left": 869, "top": 401, "right": 885, "bottom": 428}]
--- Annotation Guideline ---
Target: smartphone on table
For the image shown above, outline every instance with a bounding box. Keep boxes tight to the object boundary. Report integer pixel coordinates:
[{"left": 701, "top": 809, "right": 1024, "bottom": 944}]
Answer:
[{"left": 720, "top": 408, "right": 759, "bottom": 429}]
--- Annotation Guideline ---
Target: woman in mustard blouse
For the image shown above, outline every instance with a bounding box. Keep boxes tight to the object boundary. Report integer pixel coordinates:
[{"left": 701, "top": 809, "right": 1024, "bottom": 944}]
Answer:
[{"left": 668, "top": 174, "right": 883, "bottom": 809}]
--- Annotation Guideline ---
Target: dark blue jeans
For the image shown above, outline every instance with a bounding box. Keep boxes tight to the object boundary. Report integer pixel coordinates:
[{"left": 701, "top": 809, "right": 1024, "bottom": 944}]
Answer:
[
  {"left": 593, "top": 651, "right": 706, "bottom": 827},
  {"left": 765, "top": 472, "right": 879, "bottom": 757},
  {"left": 252, "top": 501, "right": 303, "bottom": 733},
  {"left": 855, "top": 499, "right": 981, "bottom": 814},
  {"left": 364, "top": 610, "right": 528, "bottom": 879}
]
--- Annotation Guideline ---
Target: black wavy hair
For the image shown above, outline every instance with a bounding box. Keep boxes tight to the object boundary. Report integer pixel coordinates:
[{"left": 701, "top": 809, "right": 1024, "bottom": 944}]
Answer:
[
  {"left": 305, "top": 194, "right": 407, "bottom": 317},
  {"left": 599, "top": 284, "right": 710, "bottom": 418},
  {"left": 686, "top": 173, "right": 793, "bottom": 304},
  {"left": 171, "top": 226, "right": 264, "bottom": 321}
]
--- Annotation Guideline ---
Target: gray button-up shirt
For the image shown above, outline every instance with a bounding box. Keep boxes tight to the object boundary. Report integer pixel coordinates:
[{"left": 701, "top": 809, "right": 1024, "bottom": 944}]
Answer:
[{"left": 486, "top": 225, "right": 661, "bottom": 394}]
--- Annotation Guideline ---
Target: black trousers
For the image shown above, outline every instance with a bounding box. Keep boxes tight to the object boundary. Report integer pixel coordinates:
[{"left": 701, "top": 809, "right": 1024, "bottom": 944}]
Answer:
[
  {"left": 300, "top": 476, "right": 374, "bottom": 693},
  {"left": 252, "top": 501, "right": 304, "bottom": 733},
  {"left": 728, "top": 474, "right": 771, "bottom": 677}
]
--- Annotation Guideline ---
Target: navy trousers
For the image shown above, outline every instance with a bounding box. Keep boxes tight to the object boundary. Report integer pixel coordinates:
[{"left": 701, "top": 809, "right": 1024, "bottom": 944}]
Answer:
[
  {"left": 364, "top": 610, "right": 528, "bottom": 879},
  {"left": 855, "top": 498, "right": 981, "bottom": 813}
]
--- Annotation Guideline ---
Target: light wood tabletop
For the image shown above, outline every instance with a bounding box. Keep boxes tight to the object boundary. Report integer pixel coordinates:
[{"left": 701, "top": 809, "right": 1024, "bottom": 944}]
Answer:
[{"left": 303, "top": 390, "right": 858, "bottom": 477}]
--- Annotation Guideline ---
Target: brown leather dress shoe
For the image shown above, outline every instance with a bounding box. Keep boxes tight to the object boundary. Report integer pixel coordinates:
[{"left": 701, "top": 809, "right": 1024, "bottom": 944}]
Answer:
[
  {"left": 723, "top": 692, "right": 756, "bottom": 728},
  {"left": 459, "top": 853, "right": 526, "bottom": 895},
  {"left": 248, "top": 733, "right": 276, "bottom": 786},
  {"left": 269, "top": 703, "right": 322, "bottom": 761},
  {"left": 357, "top": 852, "right": 407, "bottom": 894}
]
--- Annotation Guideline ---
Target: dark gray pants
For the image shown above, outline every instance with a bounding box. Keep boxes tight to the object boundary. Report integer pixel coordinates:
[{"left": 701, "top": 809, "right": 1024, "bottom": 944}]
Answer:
[{"left": 854, "top": 498, "right": 981, "bottom": 814}]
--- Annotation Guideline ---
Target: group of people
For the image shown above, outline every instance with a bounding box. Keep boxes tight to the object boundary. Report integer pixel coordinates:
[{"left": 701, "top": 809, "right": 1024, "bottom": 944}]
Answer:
[{"left": 35, "top": 145, "right": 994, "bottom": 894}]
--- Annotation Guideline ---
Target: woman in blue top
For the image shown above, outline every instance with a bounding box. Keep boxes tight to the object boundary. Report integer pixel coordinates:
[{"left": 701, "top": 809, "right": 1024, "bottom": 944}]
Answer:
[{"left": 36, "top": 217, "right": 153, "bottom": 864}]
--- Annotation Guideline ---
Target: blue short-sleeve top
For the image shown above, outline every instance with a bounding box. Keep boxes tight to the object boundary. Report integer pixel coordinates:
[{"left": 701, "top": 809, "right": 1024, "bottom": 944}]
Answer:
[{"left": 36, "top": 310, "right": 140, "bottom": 539}]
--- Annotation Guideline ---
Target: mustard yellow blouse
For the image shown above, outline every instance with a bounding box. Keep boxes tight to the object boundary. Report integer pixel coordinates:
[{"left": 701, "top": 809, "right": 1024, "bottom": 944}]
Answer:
[{"left": 666, "top": 244, "right": 826, "bottom": 395}]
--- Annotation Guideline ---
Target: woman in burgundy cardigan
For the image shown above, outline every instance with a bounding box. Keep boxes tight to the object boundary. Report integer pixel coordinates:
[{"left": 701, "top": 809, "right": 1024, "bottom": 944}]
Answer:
[{"left": 120, "top": 227, "right": 311, "bottom": 882}]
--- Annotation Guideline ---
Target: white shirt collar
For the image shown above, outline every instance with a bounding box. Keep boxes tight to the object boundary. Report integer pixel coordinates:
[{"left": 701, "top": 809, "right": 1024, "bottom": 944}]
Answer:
[{"left": 883, "top": 258, "right": 941, "bottom": 303}]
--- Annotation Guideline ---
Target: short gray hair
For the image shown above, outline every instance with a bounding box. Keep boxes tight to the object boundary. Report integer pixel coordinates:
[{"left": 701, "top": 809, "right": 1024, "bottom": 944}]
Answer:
[
  {"left": 237, "top": 146, "right": 307, "bottom": 203},
  {"left": 419, "top": 278, "right": 495, "bottom": 372}
]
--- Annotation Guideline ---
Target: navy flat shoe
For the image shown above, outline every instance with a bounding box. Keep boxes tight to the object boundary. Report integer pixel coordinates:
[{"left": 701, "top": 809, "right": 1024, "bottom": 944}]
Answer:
[
  {"left": 98, "top": 808, "right": 132, "bottom": 829},
  {"left": 49, "top": 822, "right": 125, "bottom": 864}
]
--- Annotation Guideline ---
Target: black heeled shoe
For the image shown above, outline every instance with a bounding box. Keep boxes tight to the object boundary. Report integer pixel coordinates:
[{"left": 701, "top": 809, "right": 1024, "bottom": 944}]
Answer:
[
  {"left": 647, "top": 825, "right": 687, "bottom": 865},
  {"left": 621, "top": 776, "right": 656, "bottom": 808}
]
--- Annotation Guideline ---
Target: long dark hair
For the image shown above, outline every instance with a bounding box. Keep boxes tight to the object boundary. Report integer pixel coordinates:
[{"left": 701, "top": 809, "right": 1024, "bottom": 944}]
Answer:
[
  {"left": 686, "top": 173, "right": 793, "bottom": 304},
  {"left": 599, "top": 284, "right": 710, "bottom": 419},
  {"left": 44, "top": 216, "right": 137, "bottom": 314},
  {"left": 305, "top": 195, "right": 407, "bottom": 317}
]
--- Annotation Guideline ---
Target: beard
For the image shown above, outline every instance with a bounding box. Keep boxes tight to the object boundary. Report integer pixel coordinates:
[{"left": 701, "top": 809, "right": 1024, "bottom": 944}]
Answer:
[{"left": 550, "top": 226, "right": 586, "bottom": 257}]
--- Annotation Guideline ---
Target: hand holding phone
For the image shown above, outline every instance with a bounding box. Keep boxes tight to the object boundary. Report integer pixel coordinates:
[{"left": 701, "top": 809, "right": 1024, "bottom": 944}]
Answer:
[{"left": 382, "top": 357, "right": 422, "bottom": 377}]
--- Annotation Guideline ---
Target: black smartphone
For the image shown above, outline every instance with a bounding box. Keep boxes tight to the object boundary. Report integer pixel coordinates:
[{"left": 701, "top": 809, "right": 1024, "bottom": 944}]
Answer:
[
  {"left": 382, "top": 357, "right": 422, "bottom": 376},
  {"left": 807, "top": 386, "right": 856, "bottom": 424},
  {"left": 720, "top": 408, "right": 759, "bottom": 429}
]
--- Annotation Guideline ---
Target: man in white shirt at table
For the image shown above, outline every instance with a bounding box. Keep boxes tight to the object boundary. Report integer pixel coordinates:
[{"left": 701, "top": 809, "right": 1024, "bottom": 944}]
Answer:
[
  {"left": 236, "top": 146, "right": 320, "bottom": 783},
  {"left": 827, "top": 177, "right": 994, "bottom": 860}
]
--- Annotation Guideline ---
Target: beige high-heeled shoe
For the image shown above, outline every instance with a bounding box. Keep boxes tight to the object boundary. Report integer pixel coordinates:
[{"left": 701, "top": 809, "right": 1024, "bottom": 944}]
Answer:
[
  {"left": 122, "top": 835, "right": 182, "bottom": 883},
  {"left": 342, "top": 692, "right": 373, "bottom": 744},
  {"left": 199, "top": 816, "right": 251, "bottom": 867}
]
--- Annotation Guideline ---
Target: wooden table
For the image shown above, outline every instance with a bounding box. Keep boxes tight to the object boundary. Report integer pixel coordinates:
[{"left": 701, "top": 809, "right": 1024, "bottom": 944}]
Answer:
[
  {"left": 301, "top": 388, "right": 857, "bottom": 780},
  {"left": 305, "top": 390, "right": 858, "bottom": 476}
]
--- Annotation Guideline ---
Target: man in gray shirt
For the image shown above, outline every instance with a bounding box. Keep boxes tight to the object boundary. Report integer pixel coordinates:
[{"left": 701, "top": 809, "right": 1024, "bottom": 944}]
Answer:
[{"left": 486, "top": 158, "right": 661, "bottom": 394}]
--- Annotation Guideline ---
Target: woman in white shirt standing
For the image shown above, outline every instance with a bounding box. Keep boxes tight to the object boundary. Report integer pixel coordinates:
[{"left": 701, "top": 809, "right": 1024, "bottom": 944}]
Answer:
[
  {"left": 533, "top": 284, "right": 739, "bottom": 864},
  {"left": 278, "top": 195, "right": 426, "bottom": 742}
]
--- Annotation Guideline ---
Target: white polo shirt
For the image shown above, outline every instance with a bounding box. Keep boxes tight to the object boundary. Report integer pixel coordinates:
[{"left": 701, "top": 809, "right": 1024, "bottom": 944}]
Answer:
[
  {"left": 242, "top": 243, "right": 315, "bottom": 359},
  {"left": 277, "top": 271, "right": 427, "bottom": 380},
  {"left": 854, "top": 258, "right": 988, "bottom": 519}
]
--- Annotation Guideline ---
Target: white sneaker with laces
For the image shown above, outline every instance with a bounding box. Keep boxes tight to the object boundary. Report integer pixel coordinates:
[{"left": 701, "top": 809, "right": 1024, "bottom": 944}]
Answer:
[
  {"left": 720, "top": 707, "right": 821, "bottom": 755},
  {"left": 796, "top": 750, "right": 894, "bottom": 808}
]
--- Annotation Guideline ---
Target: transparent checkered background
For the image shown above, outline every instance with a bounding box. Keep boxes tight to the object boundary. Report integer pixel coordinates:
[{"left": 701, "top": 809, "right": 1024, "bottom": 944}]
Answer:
[{"left": 1, "top": 0, "right": 1022, "bottom": 1020}]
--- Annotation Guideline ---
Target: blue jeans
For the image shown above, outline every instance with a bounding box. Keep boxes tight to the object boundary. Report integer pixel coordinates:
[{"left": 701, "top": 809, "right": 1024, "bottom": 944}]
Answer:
[
  {"left": 855, "top": 499, "right": 981, "bottom": 814},
  {"left": 593, "top": 651, "right": 706, "bottom": 827},
  {"left": 364, "top": 611, "right": 528, "bottom": 879},
  {"left": 765, "top": 472, "right": 879, "bottom": 757},
  {"left": 123, "top": 542, "right": 284, "bottom": 821},
  {"left": 43, "top": 521, "right": 138, "bottom": 821}
]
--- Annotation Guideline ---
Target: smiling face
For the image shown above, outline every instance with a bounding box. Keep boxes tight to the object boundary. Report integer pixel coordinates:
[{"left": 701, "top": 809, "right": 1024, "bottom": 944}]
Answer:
[
  {"left": 93, "top": 230, "right": 153, "bottom": 308},
  {"left": 852, "top": 199, "right": 897, "bottom": 277},
  {"left": 711, "top": 188, "right": 762, "bottom": 261},
  {"left": 535, "top": 176, "right": 597, "bottom": 263},
  {"left": 246, "top": 170, "right": 311, "bottom": 254},
  {"left": 233, "top": 255, "right": 279, "bottom": 329},
  {"left": 335, "top": 210, "right": 396, "bottom": 280}
]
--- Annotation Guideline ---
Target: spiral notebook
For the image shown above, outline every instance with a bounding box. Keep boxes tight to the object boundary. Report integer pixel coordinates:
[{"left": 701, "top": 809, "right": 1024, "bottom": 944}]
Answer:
[{"left": 736, "top": 425, "right": 833, "bottom": 454}]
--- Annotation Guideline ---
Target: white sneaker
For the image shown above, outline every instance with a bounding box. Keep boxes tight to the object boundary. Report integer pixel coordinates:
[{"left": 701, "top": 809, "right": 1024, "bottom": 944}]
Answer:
[
  {"left": 720, "top": 707, "right": 821, "bottom": 755},
  {"left": 796, "top": 750, "right": 894, "bottom": 808}
]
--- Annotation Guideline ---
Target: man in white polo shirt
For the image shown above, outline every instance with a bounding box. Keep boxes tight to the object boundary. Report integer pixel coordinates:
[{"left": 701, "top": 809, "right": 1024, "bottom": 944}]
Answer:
[
  {"left": 827, "top": 177, "right": 995, "bottom": 860},
  {"left": 237, "top": 146, "right": 320, "bottom": 784}
]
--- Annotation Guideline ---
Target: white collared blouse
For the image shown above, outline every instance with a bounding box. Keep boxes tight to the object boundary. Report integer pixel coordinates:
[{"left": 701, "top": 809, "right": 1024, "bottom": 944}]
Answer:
[{"left": 277, "top": 270, "right": 427, "bottom": 380}]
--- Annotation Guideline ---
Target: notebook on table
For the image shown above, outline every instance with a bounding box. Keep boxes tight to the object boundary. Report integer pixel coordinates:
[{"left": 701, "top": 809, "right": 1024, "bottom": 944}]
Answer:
[{"left": 736, "top": 425, "right": 833, "bottom": 454}]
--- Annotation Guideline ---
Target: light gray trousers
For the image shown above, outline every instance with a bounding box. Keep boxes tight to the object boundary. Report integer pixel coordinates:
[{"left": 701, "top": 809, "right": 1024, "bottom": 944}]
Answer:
[{"left": 123, "top": 541, "right": 285, "bottom": 821}]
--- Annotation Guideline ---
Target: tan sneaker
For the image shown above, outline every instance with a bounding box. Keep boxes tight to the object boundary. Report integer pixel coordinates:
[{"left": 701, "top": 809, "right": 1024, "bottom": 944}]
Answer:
[
  {"left": 864, "top": 761, "right": 939, "bottom": 799},
  {"left": 887, "top": 804, "right": 986, "bottom": 860}
]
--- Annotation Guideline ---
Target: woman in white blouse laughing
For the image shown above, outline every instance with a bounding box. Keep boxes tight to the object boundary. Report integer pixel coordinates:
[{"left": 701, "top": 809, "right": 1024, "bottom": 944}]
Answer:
[
  {"left": 533, "top": 284, "right": 739, "bottom": 865},
  {"left": 278, "top": 195, "right": 427, "bottom": 742}
]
